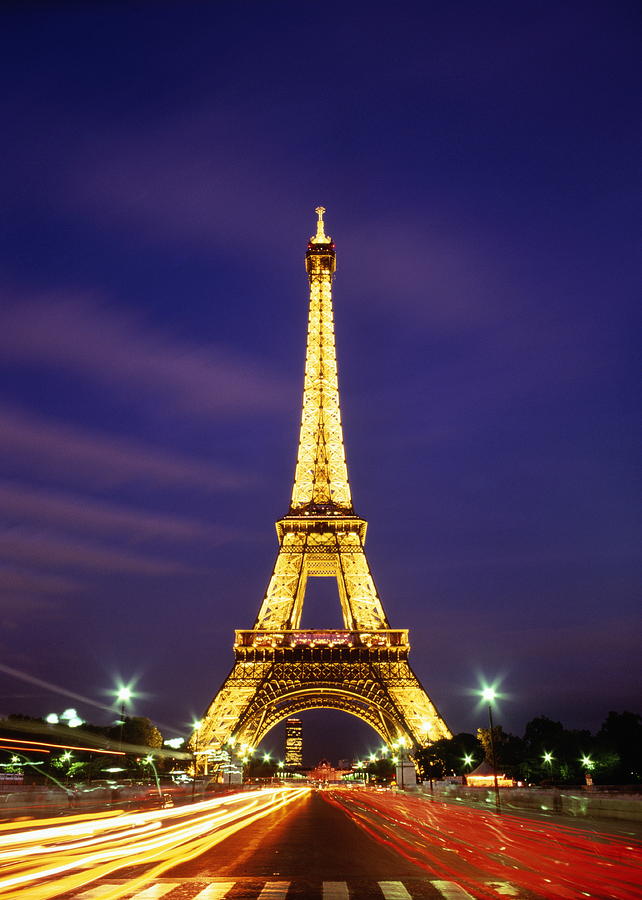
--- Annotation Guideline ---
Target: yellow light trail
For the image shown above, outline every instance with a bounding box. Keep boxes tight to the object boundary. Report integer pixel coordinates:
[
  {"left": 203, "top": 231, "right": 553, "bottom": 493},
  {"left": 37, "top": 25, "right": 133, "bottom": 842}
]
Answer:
[
  {"left": 0, "top": 738, "right": 125, "bottom": 756},
  {"left": 0, "top": 786, "right": 309, "bottom": 900}
]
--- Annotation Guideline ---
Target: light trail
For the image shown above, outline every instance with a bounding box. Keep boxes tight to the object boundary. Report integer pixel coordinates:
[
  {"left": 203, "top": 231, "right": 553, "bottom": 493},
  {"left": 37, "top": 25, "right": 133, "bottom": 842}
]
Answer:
[
  {"left": 0, "top": 738, "right": 125, "bottom": 756},
  {"left": 0, "top": 786, "right": 309, "bottom": 900},
  {"left": 324, "top": 790, "right": 642, "bottom": 900},
  {"left": 0, "top": 745, "right": 50, "bottom": 754}
]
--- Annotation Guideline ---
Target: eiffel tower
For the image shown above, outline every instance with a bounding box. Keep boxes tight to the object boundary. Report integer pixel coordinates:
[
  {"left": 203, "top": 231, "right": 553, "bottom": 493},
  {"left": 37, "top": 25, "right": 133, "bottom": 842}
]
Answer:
[{"left": 194, "top": 208, "right": 451, "bottom": 761}]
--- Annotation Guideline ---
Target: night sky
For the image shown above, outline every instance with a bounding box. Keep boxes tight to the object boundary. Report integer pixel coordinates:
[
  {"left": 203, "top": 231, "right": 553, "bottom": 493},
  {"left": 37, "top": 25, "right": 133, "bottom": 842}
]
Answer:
[{"left": 0, "top": 2, "right": 639, "bottom": 766}]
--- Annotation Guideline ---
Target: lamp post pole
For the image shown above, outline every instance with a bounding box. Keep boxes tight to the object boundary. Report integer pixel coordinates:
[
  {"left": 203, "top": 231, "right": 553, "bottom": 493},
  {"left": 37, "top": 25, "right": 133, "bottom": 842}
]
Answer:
[
  {"left": 486, "top": 697, "right": 501, "bottom": 813},
  {"left": 191, "top": 741, "right": 198, "bottom": 803},
  {"left": 191, "top": 720, "right": 201, "bottom": 803},
  {"left": 479, "top": 687, "right": 502, "bottom": 813}
]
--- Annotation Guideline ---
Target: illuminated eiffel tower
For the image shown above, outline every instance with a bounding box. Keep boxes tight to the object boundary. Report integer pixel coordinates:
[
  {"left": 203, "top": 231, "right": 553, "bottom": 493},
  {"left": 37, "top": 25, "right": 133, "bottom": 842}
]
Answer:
[{"left": 195, "top": 208, "right": 451, "bottom": 760}]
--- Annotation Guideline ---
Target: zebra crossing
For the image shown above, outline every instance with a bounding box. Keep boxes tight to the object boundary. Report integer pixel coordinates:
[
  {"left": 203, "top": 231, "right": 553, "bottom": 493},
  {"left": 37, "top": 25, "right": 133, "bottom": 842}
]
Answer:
[{"left": 70, "top": 878, "right": 527, "bottom": 899}]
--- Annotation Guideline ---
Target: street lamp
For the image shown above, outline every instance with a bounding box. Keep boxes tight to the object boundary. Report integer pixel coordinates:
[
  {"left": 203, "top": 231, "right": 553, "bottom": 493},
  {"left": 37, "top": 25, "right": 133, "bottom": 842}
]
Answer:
[
  {"left": 580, "top": 753, "right": 595, "bottom": 788},
  {"left": 143, "top": 754, "right": 162, "bottom": 803},
  {"left": 116, "top": 687, "right": 132, "bottom": 749},
  {"left": 543, "top": 751, "right": 554, "bottom": 781},
  {"left": 480, "top": 687, "right": 501, "bottom": 813},
  {"left": 580, "top": 754, "right": 595, "bottom": 786},
  {"left": 463, "top": 753, "right": 474, "bottom": 770}
]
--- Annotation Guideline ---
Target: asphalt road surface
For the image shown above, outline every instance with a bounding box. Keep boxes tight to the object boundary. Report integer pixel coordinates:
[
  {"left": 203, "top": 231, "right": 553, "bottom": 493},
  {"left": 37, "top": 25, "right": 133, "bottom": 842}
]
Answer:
[{"left": 54, "top": 788, "right": 642, "bottom": 900}]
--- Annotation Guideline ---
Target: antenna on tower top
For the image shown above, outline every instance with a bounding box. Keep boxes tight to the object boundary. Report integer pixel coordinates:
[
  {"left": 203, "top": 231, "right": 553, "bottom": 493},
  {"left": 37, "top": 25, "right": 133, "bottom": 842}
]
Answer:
[{"left": 311, "top": 206, "right": 330, "bottom": 244}]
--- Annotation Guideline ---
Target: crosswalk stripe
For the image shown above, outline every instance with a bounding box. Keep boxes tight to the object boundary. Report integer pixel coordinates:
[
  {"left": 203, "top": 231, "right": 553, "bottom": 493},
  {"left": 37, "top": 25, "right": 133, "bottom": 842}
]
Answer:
[
  {"left": 257, "top": 882, "right": 290, "bottom": 899},
  {"left": 192, "top": 885, "right": 236, "bottom": 899},
  {"left": 75, "top": 878, "right": 522, "bottom": 900},
  {"left": 378, "top": 882, "right": 412, "bottom": 900},
  {"left": 130, "top": 886, "right": 181, "bottom": 899},
  {"left": 322, "top": 883, "right": 349, "bottom": 899},
  {"left": 75, "top": 889, "right": 120, "bottom": 900},
  {"left": 431, "top": 882, "right": 475, "bottom": 900}
]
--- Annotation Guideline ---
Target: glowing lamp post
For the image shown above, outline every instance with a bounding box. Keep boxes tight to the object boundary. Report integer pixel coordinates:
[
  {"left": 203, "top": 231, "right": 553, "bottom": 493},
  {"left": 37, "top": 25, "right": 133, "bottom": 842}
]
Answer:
[
  {"left": 481, "top": 687, "right": 501, "bottom": 813},
  {"left": 581, "top": 754, "right": 595, "bottom": 787},
  {"left": 116, "top": 687, "right": 132, "bottom": 750},
  {"left": 143, "top": 754, "right": 162, "bottom": 803},
  {"left": 543, "top": 751, "right": 554, "bottom": 781}
]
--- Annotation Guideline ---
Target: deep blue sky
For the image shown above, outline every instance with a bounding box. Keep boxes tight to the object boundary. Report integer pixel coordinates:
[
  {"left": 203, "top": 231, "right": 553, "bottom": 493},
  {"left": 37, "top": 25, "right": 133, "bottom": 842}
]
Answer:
[{"left": 0, "top": 1, "right": 639, "bottom": 765}]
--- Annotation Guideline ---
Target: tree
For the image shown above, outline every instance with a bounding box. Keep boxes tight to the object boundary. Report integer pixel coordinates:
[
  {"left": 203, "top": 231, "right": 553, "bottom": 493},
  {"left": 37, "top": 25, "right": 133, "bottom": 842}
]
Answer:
[
  {"left": 415, "top": 733, "right": 483, "bottom": 781},
  {"left": 521, "top": 716, "right": 567, "bottom": 782},
  {"left": 519, "top": 716, "right": 597, "bottom": 784},
  {"left": 595, "top": 711, "right": 642, "bottom": 784},
  {"left": 246, "top": 757, "right": 277, "bottom": 780},
  {"left": 523, "top": 716, "right": 566, "bottom": 751},
  {"left": 477, "top": 726, "right": 524, "bottom": 776},
  {"left": 365, "top": 757, "right": 395, "bottom": 784},
  {"left": 108, "top": 717, "right": 163, "bottom": 749}
]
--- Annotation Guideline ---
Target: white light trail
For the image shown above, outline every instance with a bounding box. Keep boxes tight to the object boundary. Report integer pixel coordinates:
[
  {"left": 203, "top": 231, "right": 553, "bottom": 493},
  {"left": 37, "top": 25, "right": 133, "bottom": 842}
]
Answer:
[{"left": 0, "top": 787, "right": 309, "bottom": 900}]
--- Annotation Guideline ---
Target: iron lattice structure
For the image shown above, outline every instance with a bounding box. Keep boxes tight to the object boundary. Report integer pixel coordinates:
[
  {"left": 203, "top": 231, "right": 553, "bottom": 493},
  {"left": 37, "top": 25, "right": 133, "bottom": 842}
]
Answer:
[{"left": 194, "top": 209, "right": 451, "bottom": 759}]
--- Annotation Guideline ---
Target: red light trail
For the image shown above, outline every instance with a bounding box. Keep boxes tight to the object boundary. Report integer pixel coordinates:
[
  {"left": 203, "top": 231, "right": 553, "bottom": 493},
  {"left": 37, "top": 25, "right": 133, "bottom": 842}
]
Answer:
[{"left": 323, "top": 790, "right": 642, "bottom": 900}]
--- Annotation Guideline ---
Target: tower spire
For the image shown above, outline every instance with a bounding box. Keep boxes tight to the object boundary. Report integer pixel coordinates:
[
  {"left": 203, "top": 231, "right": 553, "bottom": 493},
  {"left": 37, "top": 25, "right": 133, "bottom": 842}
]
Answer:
[
  {"left": 291, "top": 207, "right": 349, "bottom": 513},
  {"left": 311, "top": 205, "right": 330, "bottom": 244}
]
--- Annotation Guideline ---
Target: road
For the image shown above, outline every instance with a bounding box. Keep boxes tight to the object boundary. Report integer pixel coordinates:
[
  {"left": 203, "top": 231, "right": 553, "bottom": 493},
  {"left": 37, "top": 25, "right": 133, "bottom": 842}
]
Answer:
[{"left": 2, "top": 788, "right": 641, "bottom": 900}]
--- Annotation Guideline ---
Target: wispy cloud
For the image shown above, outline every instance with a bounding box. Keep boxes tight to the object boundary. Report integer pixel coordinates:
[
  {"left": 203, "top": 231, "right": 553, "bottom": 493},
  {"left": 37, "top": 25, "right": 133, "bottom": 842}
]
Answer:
[
  {"left": 59, "top": 111, "right": 301, "bottom": 253},
  {"left": 51, "top": 114, "right": 568, "bottom": 353},
  {"left": 0, "top": 565, "right": 80, "bottom": 596},
  {"left": 50, "top": 109, "right": 508, "bottom": 323},
  {"left": 0, "top": 405, "right": 245, "bottom": 491},
  {"left": 0, "top": 479, "right": 233, "bottom": 544},
  {"left": 0, "top": 565, "right": 80, "bottom": 620},
  {"left": 0, "top": 291, "right": 289, "bottom": 417},
  {"left": 0, "top": 527, "right": 187, "bottom": 576},
  {"left": 340, "top": 221, "right": 504, "bottom": 331}
]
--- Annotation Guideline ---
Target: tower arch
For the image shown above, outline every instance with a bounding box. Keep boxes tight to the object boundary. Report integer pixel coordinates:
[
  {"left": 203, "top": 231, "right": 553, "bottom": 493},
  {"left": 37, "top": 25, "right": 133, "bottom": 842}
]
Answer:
[{"left": 234, "top": 685, "right": 404, "bottom": 749}]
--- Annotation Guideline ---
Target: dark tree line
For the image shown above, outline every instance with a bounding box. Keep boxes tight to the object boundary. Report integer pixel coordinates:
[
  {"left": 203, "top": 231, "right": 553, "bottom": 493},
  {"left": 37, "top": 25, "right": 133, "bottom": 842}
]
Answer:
[
  {"left": 415, "top": 711, "right": 642, "bottom": 786},
  {"left": 0, "top": 714, "right": 166, "bottom": 783}
]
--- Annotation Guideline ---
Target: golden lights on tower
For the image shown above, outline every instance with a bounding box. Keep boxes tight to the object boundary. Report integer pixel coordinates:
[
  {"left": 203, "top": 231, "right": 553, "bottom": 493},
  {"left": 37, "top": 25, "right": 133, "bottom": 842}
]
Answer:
[
  {"left": 310, "top": 205, "right": 330, "bottom": 244},
  {"left": 192, "top": 209, "right": 451, "bottom": 766}
]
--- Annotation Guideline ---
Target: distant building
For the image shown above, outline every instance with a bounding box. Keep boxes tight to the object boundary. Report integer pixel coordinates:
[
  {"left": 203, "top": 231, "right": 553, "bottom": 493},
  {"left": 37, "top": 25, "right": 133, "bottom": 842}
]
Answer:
[
  {"left": 309, "top": 759, "right": 350, "bottom": 783},
  {"left": 310, "top": 759, "right": 334, "bottom": 782},
  {"left": 465, "top": 760, "right": 515, "bottom": 787},
  {"left": 284, "top": 718, "right": 303, "bottom": 767}
]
